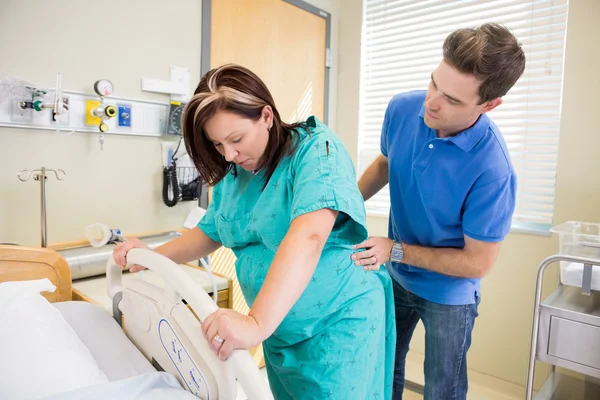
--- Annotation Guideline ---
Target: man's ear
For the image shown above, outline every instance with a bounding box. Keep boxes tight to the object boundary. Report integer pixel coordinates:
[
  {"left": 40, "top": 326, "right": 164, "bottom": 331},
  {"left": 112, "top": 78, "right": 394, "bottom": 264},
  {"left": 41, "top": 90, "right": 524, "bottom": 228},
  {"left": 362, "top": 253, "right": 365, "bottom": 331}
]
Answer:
[{"left": 481, "top": 97, "right": 502, "bottom": 114}]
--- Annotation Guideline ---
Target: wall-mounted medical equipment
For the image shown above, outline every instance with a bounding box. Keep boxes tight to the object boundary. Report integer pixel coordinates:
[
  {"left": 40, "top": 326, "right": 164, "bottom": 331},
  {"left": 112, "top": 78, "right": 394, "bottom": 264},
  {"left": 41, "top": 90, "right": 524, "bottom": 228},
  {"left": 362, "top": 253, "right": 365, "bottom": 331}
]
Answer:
[
  {"left": 0, "top": 68, "right": 191, "bottom": 139},
  {"left": 162, "top": 138, "right": 202, "bottom": 207},
  {"left": 525, "top": 221, "right": 600, "bottom": 399},
  {"left": 85, "top": 79, "right": 118, "bottom": 150},
  {"left": 166, "top": 100, "right": 187, "bottom": 136},
  {"left": 17, "top": 167, "right": 66, "bottom": 248},
  {"left": 7, "top": 73, "right": 69, "bottom": 130},
  {"left": 162, "top": 138, "right": 205, "bottom": 207}
]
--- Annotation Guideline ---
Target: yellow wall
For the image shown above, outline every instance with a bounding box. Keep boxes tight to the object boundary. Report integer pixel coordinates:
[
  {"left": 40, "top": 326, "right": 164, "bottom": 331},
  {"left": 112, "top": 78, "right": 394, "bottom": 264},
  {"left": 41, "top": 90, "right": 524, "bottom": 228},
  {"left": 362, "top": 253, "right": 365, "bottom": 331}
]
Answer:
[{"left": 337, "top": 0, "right": 600, "bottom": 391}]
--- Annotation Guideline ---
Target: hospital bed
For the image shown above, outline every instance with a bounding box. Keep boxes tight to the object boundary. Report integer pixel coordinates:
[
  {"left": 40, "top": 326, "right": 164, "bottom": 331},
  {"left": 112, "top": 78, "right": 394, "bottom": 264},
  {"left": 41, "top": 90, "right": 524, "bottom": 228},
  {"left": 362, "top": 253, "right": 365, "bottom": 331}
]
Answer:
[
  {"left": 47, "top": 231, "right": 232, "bottom": 314},
  {"left": 0, "top": 244, "right": 273, "bottom": 400}
]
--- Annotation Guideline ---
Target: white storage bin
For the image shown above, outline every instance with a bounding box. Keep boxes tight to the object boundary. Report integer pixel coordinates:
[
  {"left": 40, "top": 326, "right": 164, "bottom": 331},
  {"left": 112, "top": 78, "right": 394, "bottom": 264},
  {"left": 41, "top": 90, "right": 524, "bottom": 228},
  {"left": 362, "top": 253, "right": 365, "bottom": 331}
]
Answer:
[{"left": 550, "top": 221, "right": 600, "bottom": 291}]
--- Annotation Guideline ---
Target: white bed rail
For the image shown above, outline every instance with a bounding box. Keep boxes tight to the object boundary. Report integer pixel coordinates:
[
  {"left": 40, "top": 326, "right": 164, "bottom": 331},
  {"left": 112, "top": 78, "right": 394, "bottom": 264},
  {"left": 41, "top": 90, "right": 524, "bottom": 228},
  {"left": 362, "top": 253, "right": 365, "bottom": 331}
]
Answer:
[{"left": 106, "top": 248, "right": 273, "bottom": 400}]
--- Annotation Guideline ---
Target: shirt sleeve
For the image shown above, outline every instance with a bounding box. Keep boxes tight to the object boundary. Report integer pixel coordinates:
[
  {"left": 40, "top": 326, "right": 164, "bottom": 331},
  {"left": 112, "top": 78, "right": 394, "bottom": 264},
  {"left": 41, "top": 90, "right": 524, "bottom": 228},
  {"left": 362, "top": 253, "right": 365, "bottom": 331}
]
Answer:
[
  {"left": 197, "top": 184, "right": 221, "bottom": 243},
  {"left": 380, "top": 98, "right": 394, "bottom": 157},
  {"left": 289, "top": 130, "right": 368, "bottom": 244},
  {"left": 462, "top": 174, "right": 517, "bottom": 242}
]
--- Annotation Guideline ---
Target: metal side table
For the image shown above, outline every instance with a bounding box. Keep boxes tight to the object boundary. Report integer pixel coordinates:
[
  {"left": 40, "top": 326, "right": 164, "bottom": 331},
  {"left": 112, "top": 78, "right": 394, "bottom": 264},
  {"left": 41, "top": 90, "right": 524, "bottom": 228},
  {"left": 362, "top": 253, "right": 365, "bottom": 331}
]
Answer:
[{"left": 526, "top": 255, "right": 600, "bottom": 400}]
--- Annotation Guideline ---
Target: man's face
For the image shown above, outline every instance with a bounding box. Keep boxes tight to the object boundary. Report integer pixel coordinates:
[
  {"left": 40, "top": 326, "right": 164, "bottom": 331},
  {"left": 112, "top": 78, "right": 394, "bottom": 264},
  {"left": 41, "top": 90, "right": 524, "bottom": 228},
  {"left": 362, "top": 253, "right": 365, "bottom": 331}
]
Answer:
[{"left": 424, "top": 60, "right": 501, "bottom": 137}]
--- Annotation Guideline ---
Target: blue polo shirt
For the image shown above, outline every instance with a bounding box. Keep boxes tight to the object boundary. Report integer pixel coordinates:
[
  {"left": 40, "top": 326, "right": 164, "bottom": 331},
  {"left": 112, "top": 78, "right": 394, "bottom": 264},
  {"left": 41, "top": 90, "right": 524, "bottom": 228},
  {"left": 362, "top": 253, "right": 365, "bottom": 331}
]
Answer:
[{"left": 382, "top": 91, "right": 516, "bottom": 305}]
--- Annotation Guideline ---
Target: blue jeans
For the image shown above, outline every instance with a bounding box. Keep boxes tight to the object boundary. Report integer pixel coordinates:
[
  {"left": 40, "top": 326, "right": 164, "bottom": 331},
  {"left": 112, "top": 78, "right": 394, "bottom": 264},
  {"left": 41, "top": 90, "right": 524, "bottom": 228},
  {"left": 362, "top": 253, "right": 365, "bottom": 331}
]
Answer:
[{"left": 392, "top": 278, "right": 480, "bottom": 400}]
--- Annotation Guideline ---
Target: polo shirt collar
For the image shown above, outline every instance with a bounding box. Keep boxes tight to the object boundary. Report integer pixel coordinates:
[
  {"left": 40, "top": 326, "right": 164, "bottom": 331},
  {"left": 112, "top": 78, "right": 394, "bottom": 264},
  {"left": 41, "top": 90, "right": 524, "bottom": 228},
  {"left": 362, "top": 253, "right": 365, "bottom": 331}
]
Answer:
[{"left": 419, "top": 103, "right": 490, "bottom": 152}]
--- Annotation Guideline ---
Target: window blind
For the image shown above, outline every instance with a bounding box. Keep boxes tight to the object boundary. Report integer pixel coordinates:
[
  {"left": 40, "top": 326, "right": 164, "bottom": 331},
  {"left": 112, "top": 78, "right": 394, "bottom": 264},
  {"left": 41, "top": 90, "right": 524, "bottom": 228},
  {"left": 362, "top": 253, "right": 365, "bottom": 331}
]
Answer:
[{"left": 358, "top": 0, "right": 569, "bottom": 228}]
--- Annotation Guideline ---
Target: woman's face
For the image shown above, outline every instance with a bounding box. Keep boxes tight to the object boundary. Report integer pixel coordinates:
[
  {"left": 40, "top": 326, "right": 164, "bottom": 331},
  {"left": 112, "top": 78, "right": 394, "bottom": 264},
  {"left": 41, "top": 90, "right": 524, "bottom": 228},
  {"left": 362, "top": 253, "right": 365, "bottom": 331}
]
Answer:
[{"left": 204, "top": 107, "right": 272, "bottom": 172}]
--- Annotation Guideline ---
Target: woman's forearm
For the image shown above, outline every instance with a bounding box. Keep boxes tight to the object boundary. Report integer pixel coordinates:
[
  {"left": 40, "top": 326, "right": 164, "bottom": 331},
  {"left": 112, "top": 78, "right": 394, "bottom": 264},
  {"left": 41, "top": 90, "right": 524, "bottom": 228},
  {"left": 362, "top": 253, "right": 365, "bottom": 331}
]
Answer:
[
  {"left": 156, "top": 227, "right": 221, "bottom": 264},
  {"left": 248, "top": 234, "right": 324, "bottom": 337},
  {"left": 248, "top": 208, "right": 337, "bottom": 338}
]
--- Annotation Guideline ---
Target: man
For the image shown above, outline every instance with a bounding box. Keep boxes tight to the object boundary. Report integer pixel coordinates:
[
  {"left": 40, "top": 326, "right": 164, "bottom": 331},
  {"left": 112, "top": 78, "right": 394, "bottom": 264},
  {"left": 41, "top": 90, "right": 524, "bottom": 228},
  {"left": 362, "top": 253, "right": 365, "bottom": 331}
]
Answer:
[{"left": 352, "top": 23, "right": 525, "bottom": 399}]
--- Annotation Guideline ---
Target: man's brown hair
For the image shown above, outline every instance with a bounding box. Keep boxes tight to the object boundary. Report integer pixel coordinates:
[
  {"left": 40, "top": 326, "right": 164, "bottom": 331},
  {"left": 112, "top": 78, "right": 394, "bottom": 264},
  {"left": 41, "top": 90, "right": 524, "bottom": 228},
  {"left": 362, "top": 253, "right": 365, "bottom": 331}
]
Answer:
[{"left": 443, "top": 23, "right": 526, "bottom": 103}]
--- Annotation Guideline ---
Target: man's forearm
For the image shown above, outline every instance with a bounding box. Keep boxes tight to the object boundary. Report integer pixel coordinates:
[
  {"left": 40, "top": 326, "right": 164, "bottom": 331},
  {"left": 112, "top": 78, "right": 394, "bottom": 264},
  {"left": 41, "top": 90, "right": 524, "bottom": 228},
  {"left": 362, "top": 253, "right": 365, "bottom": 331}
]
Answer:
[
  {"left": 401, "top": 243, "right": 493, "bottom": 279},
  {"left": 358, "top": 155, "right": 389, "bottom": 201}
]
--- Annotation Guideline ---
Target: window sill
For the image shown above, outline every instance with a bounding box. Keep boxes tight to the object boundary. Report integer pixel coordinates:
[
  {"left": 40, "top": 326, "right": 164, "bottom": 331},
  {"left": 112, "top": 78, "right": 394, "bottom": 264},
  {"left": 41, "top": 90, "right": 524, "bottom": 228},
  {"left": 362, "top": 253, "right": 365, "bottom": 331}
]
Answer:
[{"left": 509, "top": 222, "right": 552, "bottom": 237}]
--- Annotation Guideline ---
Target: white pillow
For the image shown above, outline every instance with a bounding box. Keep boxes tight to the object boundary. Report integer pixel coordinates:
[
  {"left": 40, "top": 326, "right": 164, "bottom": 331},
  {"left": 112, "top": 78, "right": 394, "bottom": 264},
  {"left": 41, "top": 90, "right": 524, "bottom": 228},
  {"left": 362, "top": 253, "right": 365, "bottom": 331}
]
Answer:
[{"left": 0, "top": 278, "right": 109, "bottom": 400}]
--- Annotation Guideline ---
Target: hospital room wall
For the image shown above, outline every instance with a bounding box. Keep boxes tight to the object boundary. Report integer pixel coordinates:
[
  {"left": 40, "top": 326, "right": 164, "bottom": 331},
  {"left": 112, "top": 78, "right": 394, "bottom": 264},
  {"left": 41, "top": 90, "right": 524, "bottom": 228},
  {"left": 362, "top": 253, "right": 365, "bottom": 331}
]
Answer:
[
  {"left": 336, "top": 0, "right": 600, "bottom": 390},
  {"left": 0, "top": 0, "right": 340, "bottom": 247},
  {"left": 0, "top": 0, "right": 203, "bottom": 246}
]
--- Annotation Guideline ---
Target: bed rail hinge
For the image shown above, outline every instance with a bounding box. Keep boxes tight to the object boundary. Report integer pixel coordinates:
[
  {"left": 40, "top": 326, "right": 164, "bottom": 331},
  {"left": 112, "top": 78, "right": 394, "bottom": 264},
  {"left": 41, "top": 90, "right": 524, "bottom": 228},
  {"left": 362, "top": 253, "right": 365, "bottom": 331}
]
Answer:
[{"left": 112, "top": 291, "right": 123, "bottom": 326}]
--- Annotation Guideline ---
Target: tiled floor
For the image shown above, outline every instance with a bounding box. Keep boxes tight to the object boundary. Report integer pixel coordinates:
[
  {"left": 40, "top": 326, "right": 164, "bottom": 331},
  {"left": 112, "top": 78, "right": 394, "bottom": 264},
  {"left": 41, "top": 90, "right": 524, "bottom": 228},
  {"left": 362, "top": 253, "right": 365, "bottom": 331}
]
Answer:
[
  {"left": 403, "top": 391, "right": 424, "bottom": 400},
  {"left": 235, "top": 354, "right": 524, "bottom": 399}
]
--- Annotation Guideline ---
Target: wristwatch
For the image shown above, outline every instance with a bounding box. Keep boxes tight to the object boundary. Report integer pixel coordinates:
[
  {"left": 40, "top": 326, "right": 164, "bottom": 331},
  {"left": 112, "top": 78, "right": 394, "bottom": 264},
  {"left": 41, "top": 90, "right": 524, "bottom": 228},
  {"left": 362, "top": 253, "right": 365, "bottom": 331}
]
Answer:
[{"left": 390, "top": 241, "right": 404, "bottom": 263}]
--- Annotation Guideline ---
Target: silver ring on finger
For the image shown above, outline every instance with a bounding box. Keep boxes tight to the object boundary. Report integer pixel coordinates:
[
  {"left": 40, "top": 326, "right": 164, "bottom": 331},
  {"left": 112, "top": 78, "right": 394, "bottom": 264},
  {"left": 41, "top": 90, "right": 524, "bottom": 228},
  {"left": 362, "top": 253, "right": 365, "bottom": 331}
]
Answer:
[{"left": 214, "top": 334, "right": 224, "bottom": 344}]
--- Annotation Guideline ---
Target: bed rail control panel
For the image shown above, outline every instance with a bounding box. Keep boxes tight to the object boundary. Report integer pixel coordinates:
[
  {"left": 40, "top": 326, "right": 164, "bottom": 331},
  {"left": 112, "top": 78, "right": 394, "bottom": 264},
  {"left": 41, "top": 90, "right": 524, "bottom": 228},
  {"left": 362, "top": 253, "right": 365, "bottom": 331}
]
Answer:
[{"left": 159, "top": 319, "right": 209, "bottom": 398}]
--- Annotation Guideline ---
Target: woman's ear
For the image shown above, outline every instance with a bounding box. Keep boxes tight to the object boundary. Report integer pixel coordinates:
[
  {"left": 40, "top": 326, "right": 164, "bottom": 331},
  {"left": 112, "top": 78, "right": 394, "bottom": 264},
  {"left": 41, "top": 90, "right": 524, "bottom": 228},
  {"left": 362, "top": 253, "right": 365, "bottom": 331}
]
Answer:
[{"left": 262, "top": 105, "right": 273, "bottom": 124}]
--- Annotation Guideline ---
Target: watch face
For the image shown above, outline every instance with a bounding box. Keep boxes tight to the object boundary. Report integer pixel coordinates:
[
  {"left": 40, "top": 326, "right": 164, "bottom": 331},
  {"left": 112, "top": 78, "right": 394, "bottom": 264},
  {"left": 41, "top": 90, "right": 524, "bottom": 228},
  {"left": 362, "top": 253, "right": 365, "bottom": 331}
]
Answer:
[{"left": 391, "top": 243, "right": 403, "bottom": 262}]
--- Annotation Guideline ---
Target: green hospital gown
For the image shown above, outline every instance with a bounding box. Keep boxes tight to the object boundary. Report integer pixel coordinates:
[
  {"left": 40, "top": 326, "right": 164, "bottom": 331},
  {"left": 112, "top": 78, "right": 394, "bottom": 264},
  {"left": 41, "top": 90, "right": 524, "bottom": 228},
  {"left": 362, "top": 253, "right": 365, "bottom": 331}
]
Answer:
[{"left": 198, "top": 116, "right": 395, "bottom": 399}]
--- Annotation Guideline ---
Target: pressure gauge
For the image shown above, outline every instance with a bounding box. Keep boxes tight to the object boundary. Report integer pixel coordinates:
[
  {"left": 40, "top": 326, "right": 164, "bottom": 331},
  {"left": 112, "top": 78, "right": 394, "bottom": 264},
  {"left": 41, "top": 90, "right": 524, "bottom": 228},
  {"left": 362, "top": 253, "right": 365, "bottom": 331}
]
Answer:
[
  {"left": 166, "top": 100, "right": 187, "bottom": 136},
  {"left": 94, "top": 79, "right": 114, "bottom": 97}
]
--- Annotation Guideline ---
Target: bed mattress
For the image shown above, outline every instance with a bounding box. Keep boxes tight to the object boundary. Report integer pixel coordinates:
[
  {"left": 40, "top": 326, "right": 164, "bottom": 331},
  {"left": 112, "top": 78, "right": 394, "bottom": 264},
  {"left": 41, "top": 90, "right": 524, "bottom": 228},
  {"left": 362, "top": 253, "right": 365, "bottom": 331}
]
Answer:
[
  {"left": 53, "top": 301, "right": 265, "bottom": 399},
  {"left": 53, "top": 301, "right": 156, "bottom": 381}
]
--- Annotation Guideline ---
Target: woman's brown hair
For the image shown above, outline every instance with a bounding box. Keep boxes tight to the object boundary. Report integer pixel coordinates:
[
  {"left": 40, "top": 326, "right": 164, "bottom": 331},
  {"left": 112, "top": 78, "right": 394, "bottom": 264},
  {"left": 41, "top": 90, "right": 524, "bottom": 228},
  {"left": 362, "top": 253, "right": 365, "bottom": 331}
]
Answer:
[{"left": 182, "top": 64, "right": 306, "bottom": 189}]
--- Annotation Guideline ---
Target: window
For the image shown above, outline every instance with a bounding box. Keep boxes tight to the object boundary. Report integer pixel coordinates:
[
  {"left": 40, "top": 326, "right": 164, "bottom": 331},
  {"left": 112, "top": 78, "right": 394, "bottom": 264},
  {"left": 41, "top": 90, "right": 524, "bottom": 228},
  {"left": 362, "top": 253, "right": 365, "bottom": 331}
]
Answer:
[{"left": 358, "top": 0, "right": 569, "bottom": 231}]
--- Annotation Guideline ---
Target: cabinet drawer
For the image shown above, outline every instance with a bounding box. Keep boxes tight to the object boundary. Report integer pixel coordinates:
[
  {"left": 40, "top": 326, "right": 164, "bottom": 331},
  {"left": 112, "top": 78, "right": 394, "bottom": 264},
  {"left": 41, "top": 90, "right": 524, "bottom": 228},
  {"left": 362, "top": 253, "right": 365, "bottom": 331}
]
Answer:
[{"left": 548, "top": 316, "right": 600, "bottom": 370}]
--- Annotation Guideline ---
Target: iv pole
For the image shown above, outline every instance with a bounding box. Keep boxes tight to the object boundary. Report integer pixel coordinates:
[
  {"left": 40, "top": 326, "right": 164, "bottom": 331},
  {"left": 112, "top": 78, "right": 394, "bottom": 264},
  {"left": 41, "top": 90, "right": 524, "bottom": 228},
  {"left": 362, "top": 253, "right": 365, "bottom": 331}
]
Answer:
[{"left": 17, "top": 167, "right": 66, "bottom": 247}]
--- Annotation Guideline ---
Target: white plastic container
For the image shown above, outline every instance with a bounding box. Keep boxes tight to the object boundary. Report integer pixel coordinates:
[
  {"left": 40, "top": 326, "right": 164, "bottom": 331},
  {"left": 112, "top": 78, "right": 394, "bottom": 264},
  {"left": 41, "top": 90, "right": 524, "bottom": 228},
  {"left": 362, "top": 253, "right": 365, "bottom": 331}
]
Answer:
[
  {"left": 84, "top": 223, "right": 123, "bottom": 248},
  {"left": 550, "top": 221, "right": 600, "bottom": 291}
]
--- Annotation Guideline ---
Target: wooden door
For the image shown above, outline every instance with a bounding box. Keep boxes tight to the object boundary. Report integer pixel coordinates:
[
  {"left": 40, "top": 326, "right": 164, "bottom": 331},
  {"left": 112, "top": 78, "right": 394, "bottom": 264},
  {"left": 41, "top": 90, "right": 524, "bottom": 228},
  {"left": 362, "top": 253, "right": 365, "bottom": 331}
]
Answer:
[{"left": 210, "top": 0, "right": 326, "bottom": 122}]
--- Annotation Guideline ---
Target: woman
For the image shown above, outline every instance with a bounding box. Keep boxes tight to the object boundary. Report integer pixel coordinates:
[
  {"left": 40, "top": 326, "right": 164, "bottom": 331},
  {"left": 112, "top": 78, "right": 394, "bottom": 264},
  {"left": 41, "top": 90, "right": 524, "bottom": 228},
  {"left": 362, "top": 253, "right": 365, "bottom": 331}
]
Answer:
[{"left": 113, "top": 64, "right": 395, "bottom": 399}]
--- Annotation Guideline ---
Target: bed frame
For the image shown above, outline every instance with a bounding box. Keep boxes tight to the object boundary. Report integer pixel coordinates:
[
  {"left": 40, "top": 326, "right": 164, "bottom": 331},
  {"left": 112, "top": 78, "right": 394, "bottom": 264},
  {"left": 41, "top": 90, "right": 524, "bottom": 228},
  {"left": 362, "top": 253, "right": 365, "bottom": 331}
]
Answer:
[
  {"left": 0, "top": 242, "right": 263, "bottom": 368},
  {"left": 0, "top": 245, "right": 71, "bottom": 303}
]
